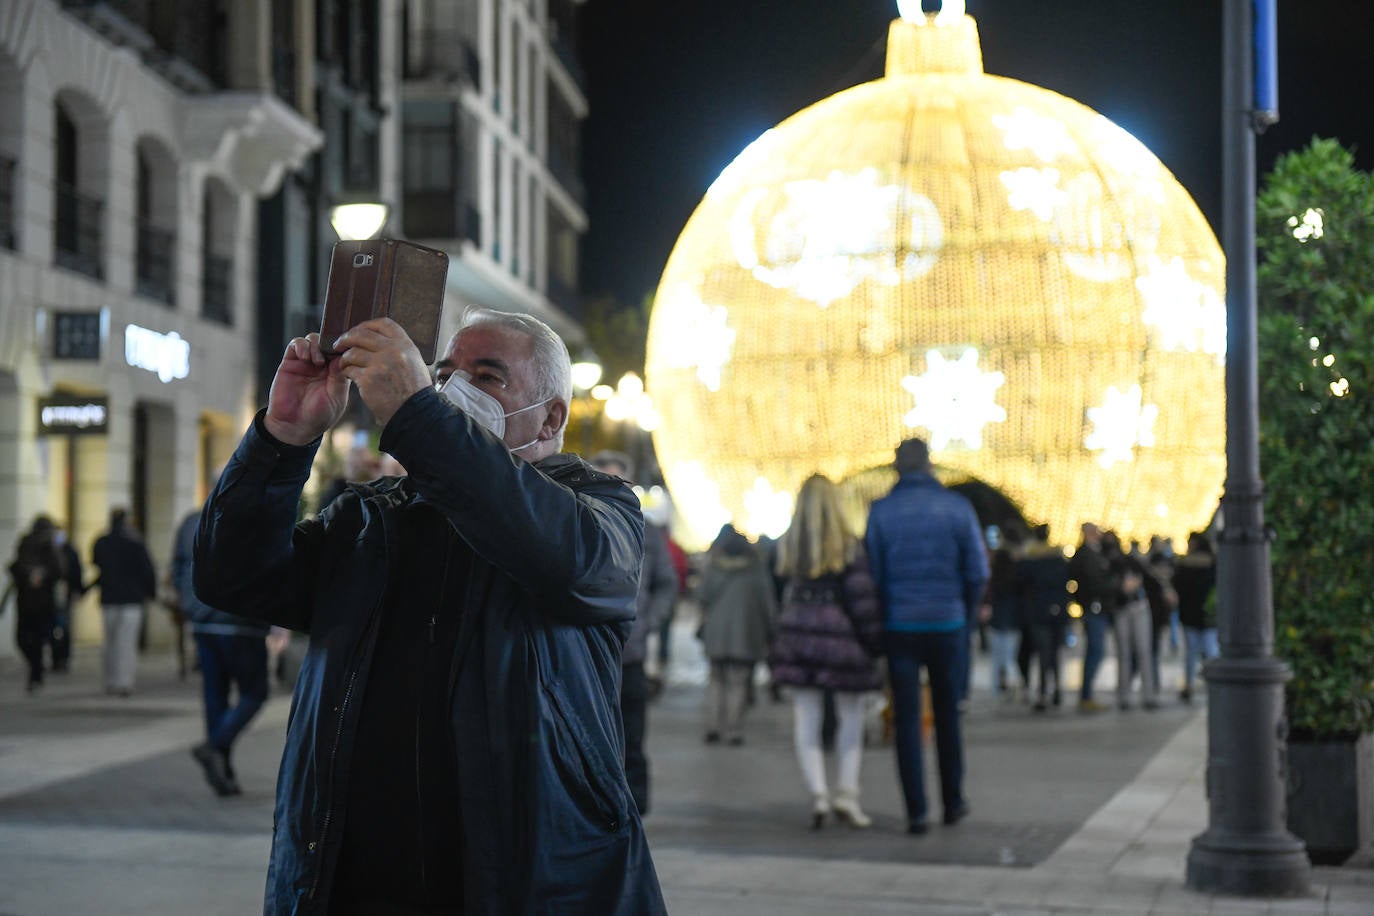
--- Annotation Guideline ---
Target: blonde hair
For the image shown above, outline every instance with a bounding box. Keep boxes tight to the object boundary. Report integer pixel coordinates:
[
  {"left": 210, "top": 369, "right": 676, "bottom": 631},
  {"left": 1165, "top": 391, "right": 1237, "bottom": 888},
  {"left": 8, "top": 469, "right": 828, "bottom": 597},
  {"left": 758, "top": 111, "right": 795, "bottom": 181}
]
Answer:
[{"left": 775, "top": 474, "right": 857, "bottom": 580}]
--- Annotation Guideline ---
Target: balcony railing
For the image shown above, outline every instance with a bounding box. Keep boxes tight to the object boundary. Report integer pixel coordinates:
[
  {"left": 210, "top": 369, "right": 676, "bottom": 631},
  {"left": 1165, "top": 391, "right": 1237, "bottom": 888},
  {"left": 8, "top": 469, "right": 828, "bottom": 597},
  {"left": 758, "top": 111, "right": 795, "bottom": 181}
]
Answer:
[
  {"left": 136, "top": 220, "right": 176, "bottom": 305},
  {"left": 202, "top": 252, "right": 232, "bottom": 325},
  {"left": 0, "top": 155, "right": 16, "bottom": 250},
  {"left": 54, "top": 181, "right": 104, "bottom": 280}
]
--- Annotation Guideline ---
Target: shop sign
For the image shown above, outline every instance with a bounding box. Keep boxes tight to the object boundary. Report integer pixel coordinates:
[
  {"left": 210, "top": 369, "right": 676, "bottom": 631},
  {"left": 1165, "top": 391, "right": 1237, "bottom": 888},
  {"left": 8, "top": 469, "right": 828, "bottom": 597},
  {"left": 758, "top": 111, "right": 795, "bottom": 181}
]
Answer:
[
  {"left": 37, "top": 394, "right": 109, "bottom": 435},
  {"left": 52, "top": 310, "right": 103, "bottom": 360},
  {"left": 125, "top": 324, "right": 190, "bottom": 383}
]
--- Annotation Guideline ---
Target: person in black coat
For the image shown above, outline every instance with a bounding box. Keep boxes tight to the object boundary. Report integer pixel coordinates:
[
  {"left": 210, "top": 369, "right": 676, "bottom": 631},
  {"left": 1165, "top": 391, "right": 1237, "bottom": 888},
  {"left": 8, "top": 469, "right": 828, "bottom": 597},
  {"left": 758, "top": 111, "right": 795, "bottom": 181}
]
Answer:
[
  {"left": 195, "top": 309, "right": 664, "bottom": 914},
  {"left": 92, "top": 508, "right": 157, "bottom": 696},
  {"left": 1014, "top": 524, "right": 1069, "bottom": 711},
  {"left": 7, "top": 516, "right": 66, "bottom": 692},
  {"left": 1172, "top": 532, "right": 1218, "bottom": 702},
  {"left": 1067, "top": 522, "right": 1116, "bottom": 712}
]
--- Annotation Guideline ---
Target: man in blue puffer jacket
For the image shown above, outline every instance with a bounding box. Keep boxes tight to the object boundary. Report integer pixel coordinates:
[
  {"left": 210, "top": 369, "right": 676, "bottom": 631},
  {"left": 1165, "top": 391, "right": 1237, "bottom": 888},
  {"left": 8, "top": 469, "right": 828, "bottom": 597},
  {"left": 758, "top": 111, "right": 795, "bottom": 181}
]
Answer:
[
  {"left": 195, "top": 308, "right": 664, "bottom": 914},
  {"left": 865, "top": 437, "right": 989, "bottom": 835}
]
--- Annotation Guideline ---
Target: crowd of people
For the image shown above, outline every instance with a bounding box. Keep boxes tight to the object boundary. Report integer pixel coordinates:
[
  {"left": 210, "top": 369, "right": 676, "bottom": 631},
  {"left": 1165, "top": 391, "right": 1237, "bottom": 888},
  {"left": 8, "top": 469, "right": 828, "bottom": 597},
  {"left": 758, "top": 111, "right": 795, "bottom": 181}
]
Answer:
[
  {"left": 688, "top": 439, "right": 1221, "bottom": 835},
  {"left": 3, "top": 307, "right": 1224, "bottom": 909}
]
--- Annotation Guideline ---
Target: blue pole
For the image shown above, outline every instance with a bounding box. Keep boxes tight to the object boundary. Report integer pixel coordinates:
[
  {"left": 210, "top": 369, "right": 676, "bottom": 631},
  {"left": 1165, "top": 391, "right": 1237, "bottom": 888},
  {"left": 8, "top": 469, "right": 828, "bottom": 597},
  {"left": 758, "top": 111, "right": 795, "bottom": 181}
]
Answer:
[{"left": 1252, "top": 0, "right": 1279, "bottom": 129}]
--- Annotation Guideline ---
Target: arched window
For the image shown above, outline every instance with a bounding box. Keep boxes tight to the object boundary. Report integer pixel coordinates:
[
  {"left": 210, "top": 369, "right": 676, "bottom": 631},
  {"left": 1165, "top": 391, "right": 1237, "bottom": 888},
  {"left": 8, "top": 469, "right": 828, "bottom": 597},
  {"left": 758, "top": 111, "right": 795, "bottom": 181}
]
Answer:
[
  {"left": 201, "top": 177, "right": 237, "bottom": 324},
  {"left": 135, "top": 138, "right": 178, "bottom": 305},
  {"left": 53, "top": 97, "right": 105, "bottom": 279}
]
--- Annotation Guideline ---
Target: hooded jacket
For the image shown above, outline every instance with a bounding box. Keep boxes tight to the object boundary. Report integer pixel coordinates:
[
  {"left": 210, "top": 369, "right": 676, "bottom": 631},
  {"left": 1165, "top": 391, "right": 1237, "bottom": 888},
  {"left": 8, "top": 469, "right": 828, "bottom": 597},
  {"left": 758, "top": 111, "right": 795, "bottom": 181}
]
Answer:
[{"left": 194, "top": 388, "right": 665, "bottom": 915}]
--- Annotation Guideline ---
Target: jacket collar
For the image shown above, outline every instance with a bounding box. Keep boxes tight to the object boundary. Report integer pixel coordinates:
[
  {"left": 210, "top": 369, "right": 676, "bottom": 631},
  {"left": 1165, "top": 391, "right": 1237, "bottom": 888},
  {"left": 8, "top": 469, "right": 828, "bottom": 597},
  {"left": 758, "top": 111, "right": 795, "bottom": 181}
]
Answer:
[{"left": 895, "top": 471, "right": 941, "bottom": 489}]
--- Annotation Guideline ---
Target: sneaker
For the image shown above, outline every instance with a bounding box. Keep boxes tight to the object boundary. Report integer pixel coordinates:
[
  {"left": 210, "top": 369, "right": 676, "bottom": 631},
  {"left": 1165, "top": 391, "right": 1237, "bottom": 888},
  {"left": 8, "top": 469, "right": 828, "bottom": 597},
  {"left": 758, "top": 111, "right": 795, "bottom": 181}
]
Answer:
[
  {"left": 191, "top": 743, "right": 236, "bottom": 797},
  {"left": 832, "top": 791, "right": 872, "bottom": 829},
  {"left": 1078, "top": 699, "right": 1106, "bottom": 713},
  {"left": 907, "top": 818, "right": 930, "bottom": 835},
  {"left": 943, "top": 802, "right": 971, "bottom": 826},
  {"left": 703, "top": 731, "right": 721, "bottom": 744}
]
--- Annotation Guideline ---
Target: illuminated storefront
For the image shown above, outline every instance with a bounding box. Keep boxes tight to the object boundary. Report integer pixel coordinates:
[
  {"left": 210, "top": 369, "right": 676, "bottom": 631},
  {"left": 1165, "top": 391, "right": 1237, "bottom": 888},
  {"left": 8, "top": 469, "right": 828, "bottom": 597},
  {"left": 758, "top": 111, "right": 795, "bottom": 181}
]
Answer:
[{"left": 645, "top": 1, "right": 1225, "bottom": 548}]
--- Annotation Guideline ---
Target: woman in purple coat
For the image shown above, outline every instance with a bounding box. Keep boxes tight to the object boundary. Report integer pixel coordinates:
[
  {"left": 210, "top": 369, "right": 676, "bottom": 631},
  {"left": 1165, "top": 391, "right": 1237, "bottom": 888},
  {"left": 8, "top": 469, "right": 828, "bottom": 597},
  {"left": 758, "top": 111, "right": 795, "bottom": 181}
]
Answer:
[{"left": 770, "top": 475, "right": 884, "bottom": 829}]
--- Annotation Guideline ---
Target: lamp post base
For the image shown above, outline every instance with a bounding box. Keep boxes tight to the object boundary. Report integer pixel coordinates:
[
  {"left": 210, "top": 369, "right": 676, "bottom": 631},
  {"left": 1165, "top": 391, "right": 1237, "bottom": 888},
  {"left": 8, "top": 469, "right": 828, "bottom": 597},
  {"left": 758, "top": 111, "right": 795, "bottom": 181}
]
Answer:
[{"left": 1186, "top": 833, "right": 1311, "bottom": 897}]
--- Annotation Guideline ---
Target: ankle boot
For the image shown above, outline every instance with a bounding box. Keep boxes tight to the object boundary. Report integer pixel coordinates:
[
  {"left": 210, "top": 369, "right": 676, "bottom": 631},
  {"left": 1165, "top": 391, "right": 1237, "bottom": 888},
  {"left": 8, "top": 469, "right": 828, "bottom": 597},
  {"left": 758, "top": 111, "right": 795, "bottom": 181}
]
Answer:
[
  {"left": 832, "top": 790, "right": 872, "bottom": 828},
  {"left": 811, "top": 793, "right": 830, "bottom": 829}
]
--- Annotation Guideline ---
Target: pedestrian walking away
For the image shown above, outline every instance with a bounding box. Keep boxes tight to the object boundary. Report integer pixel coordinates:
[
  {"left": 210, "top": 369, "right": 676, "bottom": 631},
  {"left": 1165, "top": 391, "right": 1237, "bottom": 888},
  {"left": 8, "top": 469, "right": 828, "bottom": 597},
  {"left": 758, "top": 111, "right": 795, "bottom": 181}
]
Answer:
[
  {"left": 91, "top": 508, "right": 157, "bottom": 696},
  {"left": 1066, "top": 522, "right": 1116, "bottom": 713},
  {"left": 1014, "top": 525, "right": 1069, "bottom": 712},
  {"left": 194, "top": 309, "right": 664, "bottom": 914},
  {"left": 770, "top": 474, "right": 884, "bottom": 830},
  {"left": 865, "top": 438, "right": 989, "bottom": 835},
  {"left": 696, "top": 524, "right": 777, "bottom": 747},
  {"left": 50, "top": 523, "right": 85, "bottom": 673},
  {"left": 172, "top": 506, "right": 270, "bottom": 797},
  {"left": 590, "top": 449, "right": 679, "bottom": 817},
  {"left": 7, "top": 515, "right": 67, "bottom": 693}
]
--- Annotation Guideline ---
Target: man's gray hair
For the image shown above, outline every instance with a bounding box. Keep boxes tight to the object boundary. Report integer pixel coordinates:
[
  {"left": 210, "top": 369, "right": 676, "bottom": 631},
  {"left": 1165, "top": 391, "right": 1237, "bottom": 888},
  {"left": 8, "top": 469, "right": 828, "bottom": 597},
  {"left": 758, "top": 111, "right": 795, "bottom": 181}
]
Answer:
[{"left": 456, "top": 308, "right": 573, "bottom": 445}]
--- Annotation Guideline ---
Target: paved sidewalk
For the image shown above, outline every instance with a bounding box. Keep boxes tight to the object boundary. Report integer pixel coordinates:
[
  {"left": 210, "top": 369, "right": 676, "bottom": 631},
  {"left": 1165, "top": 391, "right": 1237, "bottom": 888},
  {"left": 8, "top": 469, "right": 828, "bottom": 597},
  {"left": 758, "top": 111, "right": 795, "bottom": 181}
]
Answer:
[{"left": 0, "top": 634, "right": 1370, "bottom": 915}]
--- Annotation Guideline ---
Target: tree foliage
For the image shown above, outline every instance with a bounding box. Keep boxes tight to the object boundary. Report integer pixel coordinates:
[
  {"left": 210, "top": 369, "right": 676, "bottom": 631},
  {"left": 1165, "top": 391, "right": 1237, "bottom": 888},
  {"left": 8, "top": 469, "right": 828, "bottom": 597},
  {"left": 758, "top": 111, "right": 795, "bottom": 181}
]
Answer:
[{"left": 1257, "top": 138, "right": 1374, "bottom": 738}]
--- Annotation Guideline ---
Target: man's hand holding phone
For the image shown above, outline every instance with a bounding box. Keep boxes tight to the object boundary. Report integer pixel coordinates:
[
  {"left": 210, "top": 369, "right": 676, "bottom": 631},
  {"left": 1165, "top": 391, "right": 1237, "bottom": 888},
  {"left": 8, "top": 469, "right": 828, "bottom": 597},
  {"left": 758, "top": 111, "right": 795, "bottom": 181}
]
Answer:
[
  {"left": 264, "top": 333, "right": 351, "bottom": 446},
  {"left": 334, "top": 318, "right": 433, "bottom": 428}
]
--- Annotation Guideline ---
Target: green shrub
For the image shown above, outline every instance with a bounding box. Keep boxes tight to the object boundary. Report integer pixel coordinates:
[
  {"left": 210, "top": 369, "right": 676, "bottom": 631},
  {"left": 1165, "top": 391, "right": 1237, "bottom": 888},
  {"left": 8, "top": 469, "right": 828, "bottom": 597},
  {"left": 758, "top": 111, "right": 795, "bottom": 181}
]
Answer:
[{"left": 1257, "top": 138, "right": 1374, "bottom": 739}]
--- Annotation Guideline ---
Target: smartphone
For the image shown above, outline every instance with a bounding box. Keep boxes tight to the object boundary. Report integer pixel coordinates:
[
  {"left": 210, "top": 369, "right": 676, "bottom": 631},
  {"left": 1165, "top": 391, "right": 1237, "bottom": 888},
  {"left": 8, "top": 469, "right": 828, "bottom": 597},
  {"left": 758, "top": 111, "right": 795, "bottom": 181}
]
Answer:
[{"left": 319, "top": 239, "right": 450, "bottom": 364}]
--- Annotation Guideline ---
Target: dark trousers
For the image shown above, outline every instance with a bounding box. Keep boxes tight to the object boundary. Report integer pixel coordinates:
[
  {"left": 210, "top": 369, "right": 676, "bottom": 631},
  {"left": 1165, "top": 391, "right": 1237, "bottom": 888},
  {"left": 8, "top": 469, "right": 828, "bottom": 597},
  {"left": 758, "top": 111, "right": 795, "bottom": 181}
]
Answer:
[
  {"left": 194, "top": 633, "right": 269, "bottom": 755},
  {"left": 17, "top": 612, "right": 51, "bottom": 687},
  {"left": 620, "top": 661, "right": 650, "bottom": 815},
  {"left": 1029, "top": 621, "right": 1061, "bottom": 700},
  {"left": 886, "top": 630, "right": 965, "bottom": 824},
  {"left": 1080, "top": 612, "right": 1110, "bottom": 701},
  {"left": 49, "top": 609, "right": 72, "bottom": 670}
]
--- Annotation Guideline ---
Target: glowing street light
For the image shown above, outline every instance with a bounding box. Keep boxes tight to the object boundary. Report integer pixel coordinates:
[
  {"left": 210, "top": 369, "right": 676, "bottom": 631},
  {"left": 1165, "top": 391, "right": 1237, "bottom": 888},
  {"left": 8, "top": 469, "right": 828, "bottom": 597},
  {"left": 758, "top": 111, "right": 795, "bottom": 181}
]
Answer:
[{"left": 330, "top": 202, "right": 389, "bottom": 240}]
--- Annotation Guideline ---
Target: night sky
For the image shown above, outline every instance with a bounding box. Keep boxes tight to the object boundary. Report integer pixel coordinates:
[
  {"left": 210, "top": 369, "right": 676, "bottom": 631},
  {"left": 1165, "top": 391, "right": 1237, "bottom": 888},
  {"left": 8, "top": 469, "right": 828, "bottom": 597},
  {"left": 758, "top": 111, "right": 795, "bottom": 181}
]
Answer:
[{"left": 580, "top": 0, "right": 1374, "bottom": 307}]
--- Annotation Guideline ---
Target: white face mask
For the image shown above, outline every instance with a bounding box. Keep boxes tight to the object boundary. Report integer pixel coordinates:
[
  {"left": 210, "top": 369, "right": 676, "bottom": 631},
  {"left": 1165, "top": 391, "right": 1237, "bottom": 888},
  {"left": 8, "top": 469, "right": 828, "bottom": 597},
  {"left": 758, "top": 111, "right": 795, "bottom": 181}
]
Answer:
[{"left": 437, "top": 371, "right": 548, "bottom": 453}]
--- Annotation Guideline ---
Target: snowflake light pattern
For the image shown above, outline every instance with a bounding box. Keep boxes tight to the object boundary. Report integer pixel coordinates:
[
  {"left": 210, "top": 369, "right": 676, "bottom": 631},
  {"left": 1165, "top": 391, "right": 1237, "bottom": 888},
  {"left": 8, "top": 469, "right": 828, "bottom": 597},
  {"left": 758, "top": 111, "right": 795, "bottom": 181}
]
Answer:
[
  {"left": 666, "top": 462, "right": 732, "bottom": 539},
  {"left": 743, "top": 477, "right": 795, "bottom": 539},
  {"left": 993, "top": 106, "right": 1076, "bottom": 163},
  {"left": 1001, "top": 168, "right": 1065, "bottom": 221},
  {"left": 731, "top": 168, "right": 943, "bottom": 306},
  {"left": 656, "top": 286, "right": 736, "bottom": 390},
  {"left": 1135, "top": 257, "right": 1226, "bottom": 360},
  {"left": 1084, "top": 385, "right": 1158, "bottom": 467},
  {"left": 901, "top": 348, "right": 1007, "bottom": 451}
]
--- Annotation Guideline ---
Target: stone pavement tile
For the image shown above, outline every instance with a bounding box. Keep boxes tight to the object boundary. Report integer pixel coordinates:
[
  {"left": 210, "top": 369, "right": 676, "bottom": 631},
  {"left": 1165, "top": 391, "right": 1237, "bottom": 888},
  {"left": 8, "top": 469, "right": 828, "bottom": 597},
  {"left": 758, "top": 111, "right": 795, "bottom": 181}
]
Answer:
[
  {"left": 0, "top": 825, "right": 269, "bottom": 916},
  {"left": 1325, "top": 903, "right": 1374, "bottom": 916},
  {"left": 1274, "top": 897, "right": 1349, "bottom": 915},
  {"left": 1207, "top": 900, "right": 1278, "bottom": 915}
]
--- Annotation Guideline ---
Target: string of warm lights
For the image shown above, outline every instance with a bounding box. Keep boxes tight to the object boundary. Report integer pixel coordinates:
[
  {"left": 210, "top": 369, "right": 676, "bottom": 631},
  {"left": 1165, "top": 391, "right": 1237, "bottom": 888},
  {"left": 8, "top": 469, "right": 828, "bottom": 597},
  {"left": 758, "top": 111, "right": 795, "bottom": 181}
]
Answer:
[{"left": 645, "top": 4, "right": 1226, "bottom": 550}]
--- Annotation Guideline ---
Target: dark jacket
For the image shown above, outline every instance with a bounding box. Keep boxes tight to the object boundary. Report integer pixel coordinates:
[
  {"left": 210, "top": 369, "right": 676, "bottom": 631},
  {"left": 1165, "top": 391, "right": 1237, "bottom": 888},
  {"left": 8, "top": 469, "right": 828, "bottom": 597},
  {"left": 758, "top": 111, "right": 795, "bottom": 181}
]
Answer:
[
  {"left": 622, "top": 522, "right": 677, "bottom": 666},
  {"left": 864, "top": 472, "right": 990, "bottom": 632},
  {"left": 1014, "top": 542, "right": 1070, "bottom": 628},
  {"left": 91, "top": 526, "right": 156, "bottom": 606},
  {"left": 194, "top": 391, "right": 664, "bottom": 915},
  {"left": 769, "top": 552, "right": 883, "bottom": 693},
  {"left": 8, "top": 529, "right": 66, "bottom": 622},
  {"left": 171, "top": 511, "right": 268, "bottom": 638},
  {"left": 986, "top": 546, "right": 1024, "bottom": 631},
  {"left": 1173, "top": 550, "right": 1217, "bottom": 630},
  {"left": 1066, "top": 542, "right": 1115, "bottom": 618}
]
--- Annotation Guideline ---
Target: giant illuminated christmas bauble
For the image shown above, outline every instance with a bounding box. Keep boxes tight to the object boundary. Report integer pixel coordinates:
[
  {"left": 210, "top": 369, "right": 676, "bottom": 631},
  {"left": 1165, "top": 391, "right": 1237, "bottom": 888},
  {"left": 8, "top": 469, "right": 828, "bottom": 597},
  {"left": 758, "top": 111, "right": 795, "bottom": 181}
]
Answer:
[{"left": 645, "top": 3, "right": 1225, "bottom": 548}]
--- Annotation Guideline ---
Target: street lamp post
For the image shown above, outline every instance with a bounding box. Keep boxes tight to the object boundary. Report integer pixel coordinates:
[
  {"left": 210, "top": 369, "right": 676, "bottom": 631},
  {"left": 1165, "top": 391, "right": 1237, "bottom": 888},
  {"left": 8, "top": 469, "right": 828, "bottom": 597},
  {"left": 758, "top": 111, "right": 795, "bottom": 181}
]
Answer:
[{"left": 1185, "top": 0, "right": 1310, "bottom": 897}]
